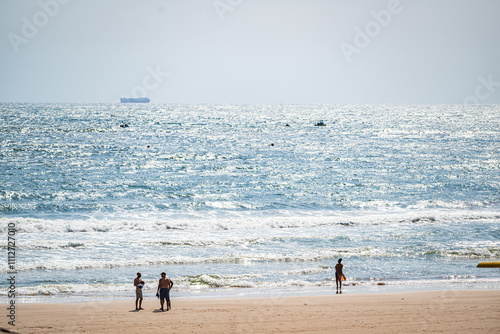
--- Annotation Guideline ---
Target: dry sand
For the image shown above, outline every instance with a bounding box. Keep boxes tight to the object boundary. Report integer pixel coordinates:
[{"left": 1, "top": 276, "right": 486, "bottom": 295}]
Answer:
[{"left": 9, "top": 290, "right": 500, "bottom": 333}]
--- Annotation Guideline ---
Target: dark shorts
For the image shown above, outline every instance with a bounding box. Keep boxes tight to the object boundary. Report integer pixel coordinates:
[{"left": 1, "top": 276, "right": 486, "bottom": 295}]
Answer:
[{"left": 159, "top": 288, "right": 169, "bottom": 301}]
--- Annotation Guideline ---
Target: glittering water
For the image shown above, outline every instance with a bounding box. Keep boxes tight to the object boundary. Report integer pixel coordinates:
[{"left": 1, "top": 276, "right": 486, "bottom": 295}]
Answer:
[{"left": 1, "top": 103, "right": 499, "bottom": 301}]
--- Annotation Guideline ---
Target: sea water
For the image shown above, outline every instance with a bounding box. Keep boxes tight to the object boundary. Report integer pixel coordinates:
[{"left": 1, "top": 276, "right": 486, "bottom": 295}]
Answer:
[{"left": 1, "top": 103, "right": 499, "bottom": 302}]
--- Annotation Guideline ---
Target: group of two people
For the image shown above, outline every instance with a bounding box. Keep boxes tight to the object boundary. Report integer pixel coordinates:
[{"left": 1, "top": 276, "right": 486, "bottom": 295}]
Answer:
[{"left": 134, "top": 272, "right": 174, "bottom": 311}]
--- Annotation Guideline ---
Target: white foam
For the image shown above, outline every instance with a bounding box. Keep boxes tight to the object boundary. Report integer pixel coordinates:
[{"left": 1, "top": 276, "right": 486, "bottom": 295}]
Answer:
[
  {"left": 1, "top": 207, "right": 499, "bottom": 234},
  {"left": 3, "top": 277, "right": 500, "bottom": 298}
]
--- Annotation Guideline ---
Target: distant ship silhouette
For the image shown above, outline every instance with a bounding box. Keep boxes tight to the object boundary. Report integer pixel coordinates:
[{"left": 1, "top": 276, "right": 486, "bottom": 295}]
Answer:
[{"left": 120, "top": 97, "right": 150, "bottom": 103}]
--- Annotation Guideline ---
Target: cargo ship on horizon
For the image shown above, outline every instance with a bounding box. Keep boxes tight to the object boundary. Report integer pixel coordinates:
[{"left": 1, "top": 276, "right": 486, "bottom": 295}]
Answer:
[{"left": 120, "top": 97, "right": 150, "bottom": 103}]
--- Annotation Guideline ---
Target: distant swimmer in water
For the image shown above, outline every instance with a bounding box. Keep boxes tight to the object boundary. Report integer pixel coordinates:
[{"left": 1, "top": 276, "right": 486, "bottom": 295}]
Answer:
[{"left": 335, "top": 258, "right": 344, "bottom": 293}]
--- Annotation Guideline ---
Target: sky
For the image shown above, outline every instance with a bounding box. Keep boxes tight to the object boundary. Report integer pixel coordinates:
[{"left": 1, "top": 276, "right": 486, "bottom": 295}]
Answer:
[{"left": 1, "top": 0, "right": 499, "bottom": 104}]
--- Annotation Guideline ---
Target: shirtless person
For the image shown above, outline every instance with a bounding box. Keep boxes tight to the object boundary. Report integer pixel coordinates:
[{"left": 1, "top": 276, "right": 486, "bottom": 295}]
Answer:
[
  {"left": 335, "top": 258, "right": 344, "bottom": 293},
  {"left": 134, "top": 272, "right": 145, "bottom": 311},
  {"left": 156, "top": 272, "right": 174, "bottom": 311}
]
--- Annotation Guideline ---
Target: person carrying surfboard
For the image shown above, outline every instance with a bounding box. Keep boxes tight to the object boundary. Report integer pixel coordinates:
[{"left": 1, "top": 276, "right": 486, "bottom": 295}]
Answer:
[{"left": 335, "top": 258, "right": 345, "bottom": 293}]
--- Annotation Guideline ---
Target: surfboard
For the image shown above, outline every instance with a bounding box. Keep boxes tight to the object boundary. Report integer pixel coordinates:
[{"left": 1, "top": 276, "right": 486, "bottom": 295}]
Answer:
[{"left": 477, "top": 261, "right": 500, "bottom": 268}]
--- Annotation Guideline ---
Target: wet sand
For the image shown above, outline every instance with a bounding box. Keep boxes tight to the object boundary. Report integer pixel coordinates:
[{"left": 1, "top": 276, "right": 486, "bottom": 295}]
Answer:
[{"left": 12, "top": 290, "right": 500, "bottom": 333}]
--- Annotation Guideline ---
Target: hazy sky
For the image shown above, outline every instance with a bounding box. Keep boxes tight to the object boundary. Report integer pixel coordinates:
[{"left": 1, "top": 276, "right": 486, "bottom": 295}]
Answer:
[{"left": 1, "top": 0, "right": 499, "bottom": 104}]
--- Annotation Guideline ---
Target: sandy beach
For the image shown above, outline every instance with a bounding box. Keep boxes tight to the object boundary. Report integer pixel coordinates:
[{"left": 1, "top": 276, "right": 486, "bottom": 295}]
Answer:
[{"left": 10, "top": 290, "right": 500, "bottom": 333}]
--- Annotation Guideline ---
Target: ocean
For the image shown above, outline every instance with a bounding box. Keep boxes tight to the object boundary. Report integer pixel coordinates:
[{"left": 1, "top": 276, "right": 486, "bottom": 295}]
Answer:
[{"left": 1, "top": 103, "right": 499, "bottom": 302}]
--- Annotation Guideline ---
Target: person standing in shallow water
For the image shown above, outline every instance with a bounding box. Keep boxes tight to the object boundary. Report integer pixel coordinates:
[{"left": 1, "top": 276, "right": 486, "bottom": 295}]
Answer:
[{"left": 335, "top": 258, "right": 344, "bottom": 293}]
